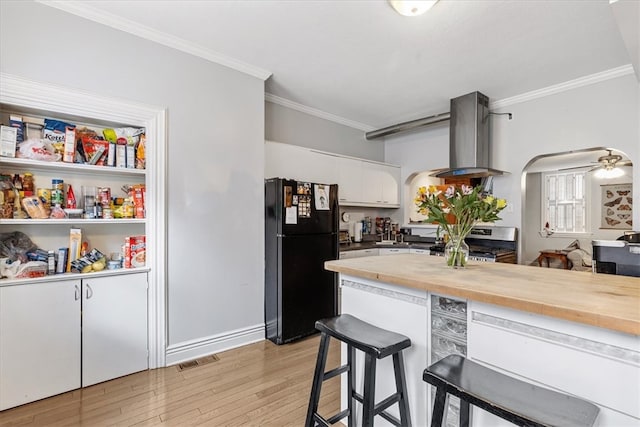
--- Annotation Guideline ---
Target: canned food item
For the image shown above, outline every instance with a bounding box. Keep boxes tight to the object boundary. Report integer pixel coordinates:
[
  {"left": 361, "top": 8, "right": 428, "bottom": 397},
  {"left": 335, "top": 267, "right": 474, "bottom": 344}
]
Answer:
[
  {"left": 37, "top": 188, "right": 51, "bottom": 204},
  {"left": 102, "top": 207, "right": 113, "bottom": 219},
  {"left": 98, "top": 187, "right": 111, "bottom": 207},
  {"left": 51, "top": 179, "right": 64, "bottom": 206}
]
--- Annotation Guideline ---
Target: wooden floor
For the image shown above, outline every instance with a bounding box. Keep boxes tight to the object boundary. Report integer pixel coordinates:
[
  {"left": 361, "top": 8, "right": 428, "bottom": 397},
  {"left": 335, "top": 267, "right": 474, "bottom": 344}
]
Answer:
[{"left": 0, "top": 335, "right": 341, "bottom": 426}]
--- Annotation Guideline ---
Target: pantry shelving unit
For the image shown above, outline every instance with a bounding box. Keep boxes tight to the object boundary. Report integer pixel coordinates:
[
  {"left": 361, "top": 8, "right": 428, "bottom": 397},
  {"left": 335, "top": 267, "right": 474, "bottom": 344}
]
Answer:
[{"left": 0, "top": 73, "right": 167, "bottom": 411}]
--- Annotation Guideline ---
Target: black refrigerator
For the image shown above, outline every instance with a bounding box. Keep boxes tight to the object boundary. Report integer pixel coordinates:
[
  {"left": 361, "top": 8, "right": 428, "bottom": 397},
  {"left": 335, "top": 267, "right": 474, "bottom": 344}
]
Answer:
[{"left": 265, "top": 178, "right": 339, "bottom": 344}]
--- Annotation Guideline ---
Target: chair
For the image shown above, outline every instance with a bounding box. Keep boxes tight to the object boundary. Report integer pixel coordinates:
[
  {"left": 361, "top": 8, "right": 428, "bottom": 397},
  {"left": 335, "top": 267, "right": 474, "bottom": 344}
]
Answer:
[
  {"left": 423, "top": 354, "right": 600, "bottom": 427},
  {"left": 305, "top": 314, "right": 412, "bottom": 426}
]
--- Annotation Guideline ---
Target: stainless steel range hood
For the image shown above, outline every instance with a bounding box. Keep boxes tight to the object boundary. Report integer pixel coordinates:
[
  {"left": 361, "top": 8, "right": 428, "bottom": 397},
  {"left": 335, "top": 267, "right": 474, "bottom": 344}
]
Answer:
[
  {"left": 365, "top": 91, "right": 508, "bottom": 179},
  {"left": 430, "top": 91, "right": 508, "bottom": 179}
]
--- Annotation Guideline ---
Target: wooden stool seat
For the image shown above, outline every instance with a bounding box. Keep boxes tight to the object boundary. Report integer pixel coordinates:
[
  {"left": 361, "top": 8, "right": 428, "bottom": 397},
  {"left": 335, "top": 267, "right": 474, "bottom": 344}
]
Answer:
[
  {"left": 423, "top": 354, "right": 599, "bottom": 427},
  {"left": 306, "top": 314, "right": 412, "bottom": 427},
  {"left": 314, "top": 314, "right": 411, "bottom": 359}
]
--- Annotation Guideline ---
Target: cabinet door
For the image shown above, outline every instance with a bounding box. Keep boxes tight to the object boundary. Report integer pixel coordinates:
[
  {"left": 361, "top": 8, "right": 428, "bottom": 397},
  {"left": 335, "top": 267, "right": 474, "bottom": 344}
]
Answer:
[
  {"left": 82, "top": 273, "right": 148, "bottom": 386},
  {"left": 361, "top": 161, "right": 383, "bottom": 204},
  {"left": 380, "top": 164, "right": 400, "bottom": 205},
  {"left": 361, "top": 161, "right": 401, "bottom": 207},
  {"left": 265, "top": 142, "right": 315, "bottom": 181},
  {"left": 379, "top": 248, "right": 410, "bottom": 255},
  {"left": 0, "top": 280, "right": 81, "bottom": 410},
  {"left": 410, "top": 248, "right": 430, "bottom": 255},
  {"left": 337, "top": 157, "right": 363, "bottom": 204},
  {"left": 358, "top": 248, "right": 380, "bottom": 257},
  {"left": 307, "top": 151, "right": 339, "bottom": 185}
]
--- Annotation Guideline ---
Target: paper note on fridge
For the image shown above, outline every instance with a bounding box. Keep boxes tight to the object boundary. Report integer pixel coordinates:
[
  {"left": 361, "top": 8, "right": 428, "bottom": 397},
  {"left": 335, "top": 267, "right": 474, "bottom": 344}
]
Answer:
[
  {"left": 285, "top": 206, "right": 297, "bottom": 224},
  {"left": 314, "top": 184, "right": 329, "bottom": 210}
]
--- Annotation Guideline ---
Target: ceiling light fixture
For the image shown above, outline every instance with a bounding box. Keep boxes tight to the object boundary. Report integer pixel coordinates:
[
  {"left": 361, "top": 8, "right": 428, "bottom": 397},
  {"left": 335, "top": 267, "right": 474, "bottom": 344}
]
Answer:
[
  {"left": 594, "top": 165, "right": 625, "bottom": 179},
  {"left": 389, "top": 0, "right": 439, "bottom": 17}
]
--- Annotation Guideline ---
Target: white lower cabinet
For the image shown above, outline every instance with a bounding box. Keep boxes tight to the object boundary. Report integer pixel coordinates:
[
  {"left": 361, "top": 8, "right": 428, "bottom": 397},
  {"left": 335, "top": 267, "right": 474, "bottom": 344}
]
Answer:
[
  {"left": 339, "top": 248, "right": 379, "bottom": 259},
  {"left": 82, "top": 274, "right": 149, "bottom": 387},
  {"left": 468, "top": 301, "right": 640, "bottom": 426},
  {"left": 0, "top": 273, "right": 148, "bottom": 410},
  {"left": 378, "top": 248, "right": 410, "bottom": 255},
  {"left": 410, "top": 248, "right": 430, "bottom": 255},
  {"left": 0, "top": 280, "right": 81, "bottom": 411}
]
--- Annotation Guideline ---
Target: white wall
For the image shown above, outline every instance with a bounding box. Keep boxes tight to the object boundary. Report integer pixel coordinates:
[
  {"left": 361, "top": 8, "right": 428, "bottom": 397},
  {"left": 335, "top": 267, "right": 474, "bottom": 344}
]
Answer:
[
  {"left": 266, "top": 101, "right": 384, "bottom": 161},
  {"left": 384, "top": 122, "right": 450, "bottom": 224},
  {"left": 385, "top": 74, "right": 639, "bottom": 261},
  {"left": 0, "top": 1, "right": 265, "bottom": 360}
]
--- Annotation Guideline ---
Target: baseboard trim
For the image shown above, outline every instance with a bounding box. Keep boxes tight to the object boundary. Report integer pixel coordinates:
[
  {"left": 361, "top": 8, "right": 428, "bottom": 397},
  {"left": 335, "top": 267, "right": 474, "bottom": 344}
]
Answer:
[{"left": 165, "top": 324, "right": 265, "bottom": 366}]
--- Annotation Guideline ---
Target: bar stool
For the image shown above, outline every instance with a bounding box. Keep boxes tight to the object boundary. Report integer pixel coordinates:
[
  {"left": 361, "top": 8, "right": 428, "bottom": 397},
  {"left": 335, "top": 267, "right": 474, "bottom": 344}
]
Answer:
[
  {"left": 305, "top": 314, "right": 412, "bottom": 427},
  {"left": 423, "top": 354, "right": 600, "bottom": 427}
]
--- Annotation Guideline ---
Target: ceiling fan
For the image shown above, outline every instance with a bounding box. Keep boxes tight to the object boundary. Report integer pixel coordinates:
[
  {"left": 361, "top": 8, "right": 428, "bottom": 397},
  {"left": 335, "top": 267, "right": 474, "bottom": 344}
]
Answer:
[{"left": 559, "top": 149, "right": 633, "bottom": 176}]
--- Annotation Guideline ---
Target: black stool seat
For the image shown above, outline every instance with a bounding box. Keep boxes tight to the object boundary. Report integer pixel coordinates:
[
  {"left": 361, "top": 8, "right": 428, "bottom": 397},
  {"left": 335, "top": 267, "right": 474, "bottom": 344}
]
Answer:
[
  {"left": 424, "top": 354, "right": 600, "bottom": 427},
  {"left": 306, "top": 314, "right": 412, "bottom": 427},
  {"left": 315, "top": 314, "right": 412, "bottom": 359}
]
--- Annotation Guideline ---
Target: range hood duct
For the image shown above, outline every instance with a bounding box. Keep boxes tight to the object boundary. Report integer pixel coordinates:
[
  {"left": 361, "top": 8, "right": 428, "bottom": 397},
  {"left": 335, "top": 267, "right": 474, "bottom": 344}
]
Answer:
[
  {"left": 364, "top": 112, "right": 450, "bottom": 140},
  {"left": 365, "top": 91, "right": 508, "bottom": 179}
]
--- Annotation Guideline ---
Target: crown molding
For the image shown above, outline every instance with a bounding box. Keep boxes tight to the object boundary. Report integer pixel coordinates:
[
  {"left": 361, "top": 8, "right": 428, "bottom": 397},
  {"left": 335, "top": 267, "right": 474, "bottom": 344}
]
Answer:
[
  {"left": 491, "top": 65, "right": 634, "bottom": 109},
  {"left": 36, "top": 0, "right": 272, "bottom": 81},
  {"left": 265, "top": 93, "right": 375, "bottom": 132},
  {"left": 0, "top": 73, "right": 164, "bottom": 124}
]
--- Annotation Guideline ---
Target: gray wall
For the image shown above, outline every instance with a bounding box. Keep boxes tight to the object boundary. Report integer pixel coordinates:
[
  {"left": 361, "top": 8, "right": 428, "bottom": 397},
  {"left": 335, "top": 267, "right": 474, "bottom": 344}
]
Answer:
[
  {"left": 1, "top": 2, "right": 265, "bottom": 353},
  {"left": 266, "top": 101, "right": 384, "bottom": 161}
]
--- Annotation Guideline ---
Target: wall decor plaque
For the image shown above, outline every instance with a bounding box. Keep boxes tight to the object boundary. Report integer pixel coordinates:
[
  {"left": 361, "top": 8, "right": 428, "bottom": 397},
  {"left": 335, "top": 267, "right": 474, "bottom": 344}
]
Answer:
[{"left": 600, "top": 183, "right": 632, "bottom": 229}]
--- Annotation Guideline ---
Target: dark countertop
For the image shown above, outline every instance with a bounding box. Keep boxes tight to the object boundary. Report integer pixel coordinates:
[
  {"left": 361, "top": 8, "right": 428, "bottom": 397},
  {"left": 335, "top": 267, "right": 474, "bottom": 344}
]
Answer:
[{"left": 339, "top": 241, "right": 433, "bottom": 252}]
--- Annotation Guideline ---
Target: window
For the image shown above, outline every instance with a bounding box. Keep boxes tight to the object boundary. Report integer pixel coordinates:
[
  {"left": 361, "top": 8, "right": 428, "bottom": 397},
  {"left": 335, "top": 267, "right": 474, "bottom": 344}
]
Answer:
[{"left": 542, "top": 170, "right": 587, "bottom": 233}]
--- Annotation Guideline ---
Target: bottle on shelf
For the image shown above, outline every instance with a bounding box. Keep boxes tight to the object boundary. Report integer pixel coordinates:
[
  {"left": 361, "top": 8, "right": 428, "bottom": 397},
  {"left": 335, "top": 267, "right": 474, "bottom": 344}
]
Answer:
[
  {"left": 12, "top": 174, "right": 23, "bottom": 192},
  {"left": 51, "top": 179, "right": 64, "bottom": 206},
  {"left": 66, "top": 185, "right": 77, "bottom": 209},
  {"left": 22, "top": 173, "right": 34, "bottom": 196}
]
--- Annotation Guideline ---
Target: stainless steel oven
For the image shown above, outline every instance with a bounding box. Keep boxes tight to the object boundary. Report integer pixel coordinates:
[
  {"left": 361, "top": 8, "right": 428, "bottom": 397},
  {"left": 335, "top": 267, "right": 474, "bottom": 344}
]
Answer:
[{"left": 429, "top": 226, "right": 518, "bottom": 263}]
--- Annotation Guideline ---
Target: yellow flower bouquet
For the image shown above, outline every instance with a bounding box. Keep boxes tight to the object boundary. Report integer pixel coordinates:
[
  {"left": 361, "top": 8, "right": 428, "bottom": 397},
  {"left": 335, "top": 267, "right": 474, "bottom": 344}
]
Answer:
[{"left": 415, "top": 185, "right": 507, "bottom": 267}]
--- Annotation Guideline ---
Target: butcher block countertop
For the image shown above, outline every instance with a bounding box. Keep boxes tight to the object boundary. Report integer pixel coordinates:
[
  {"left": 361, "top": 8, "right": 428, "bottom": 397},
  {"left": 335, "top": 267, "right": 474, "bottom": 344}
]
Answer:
[{"left": 325, "top": 254, "right": 640, "bottom": 336}]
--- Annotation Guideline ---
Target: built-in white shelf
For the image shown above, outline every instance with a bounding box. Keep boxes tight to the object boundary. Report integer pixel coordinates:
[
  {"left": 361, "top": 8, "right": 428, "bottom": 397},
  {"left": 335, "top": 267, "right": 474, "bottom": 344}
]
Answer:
[
  {"left": 0, "top": 157, "right": 146, "bottom": 176},
  {"left": 0, "top": 267, "right": 151, "bottom": 287},
  {"left": 0, "top": 218, "right": 145, "bottom": 225}
]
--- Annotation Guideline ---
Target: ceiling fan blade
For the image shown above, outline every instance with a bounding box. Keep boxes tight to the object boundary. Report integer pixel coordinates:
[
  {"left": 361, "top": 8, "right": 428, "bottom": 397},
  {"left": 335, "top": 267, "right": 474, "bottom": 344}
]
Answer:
[{"left": 617, "top": 160, "right": 633, "bottom": 167}]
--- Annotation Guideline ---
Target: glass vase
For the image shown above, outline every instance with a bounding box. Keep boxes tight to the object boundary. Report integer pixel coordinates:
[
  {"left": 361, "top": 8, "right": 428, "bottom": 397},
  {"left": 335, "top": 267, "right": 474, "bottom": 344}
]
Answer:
[{"left": 445, "top": 237, "right": 469, "bottom": 268}]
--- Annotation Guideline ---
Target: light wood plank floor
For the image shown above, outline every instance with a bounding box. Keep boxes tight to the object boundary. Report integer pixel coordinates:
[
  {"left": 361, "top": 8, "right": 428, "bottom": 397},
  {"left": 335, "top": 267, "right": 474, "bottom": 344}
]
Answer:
[{"left": 0, "top": 335, "right": 341, "bottom": 426}]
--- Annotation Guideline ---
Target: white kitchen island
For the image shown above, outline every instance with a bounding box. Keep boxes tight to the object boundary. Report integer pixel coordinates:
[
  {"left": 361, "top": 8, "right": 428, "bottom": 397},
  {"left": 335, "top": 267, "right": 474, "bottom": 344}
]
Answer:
[{"left": 325, "top": 254, "right": 640, "bottom": 427}]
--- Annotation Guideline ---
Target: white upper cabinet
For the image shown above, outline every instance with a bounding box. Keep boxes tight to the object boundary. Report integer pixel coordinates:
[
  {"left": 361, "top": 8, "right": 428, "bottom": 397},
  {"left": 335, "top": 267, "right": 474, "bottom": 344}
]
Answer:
[
  {"left": 361, "top": 161, "right": 400, "bottom": 207},
  {"left": 307, "top": 150, "right": 339, "bottom": 185},
  {"left": 337, "top": 156, "right": 364, "bottom": 204},
  {"left": 265, "top": 141, "right": 400, "bottom": 208}
]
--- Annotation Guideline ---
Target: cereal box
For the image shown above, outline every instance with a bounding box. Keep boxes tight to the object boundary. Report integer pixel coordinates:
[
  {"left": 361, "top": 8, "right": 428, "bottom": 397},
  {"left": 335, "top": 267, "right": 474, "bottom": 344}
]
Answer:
[{"left": 124, "top": 235, "right": 146, "bottom": 268}]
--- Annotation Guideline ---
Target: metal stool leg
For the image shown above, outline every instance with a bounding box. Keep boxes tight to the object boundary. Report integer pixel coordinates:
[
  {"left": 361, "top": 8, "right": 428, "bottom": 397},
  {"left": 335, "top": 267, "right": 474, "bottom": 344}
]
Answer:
[
  {"left": 431, "top": 386, "right": 448, "bottom": 427},
  {"left": 361, "top": 353, "right": 377, "bottom": 427},
  {"left": 393, "top": 352, "right": 412, "bottom": 427},
  {"left": 305, "top": 332, "right": 331, "bottom": 427},
  {"left": 459, "top": 399, "right": 471, "bottom": 427},
  {"left": 347, "top": 344, "right": 356, "bottom": 427}
]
